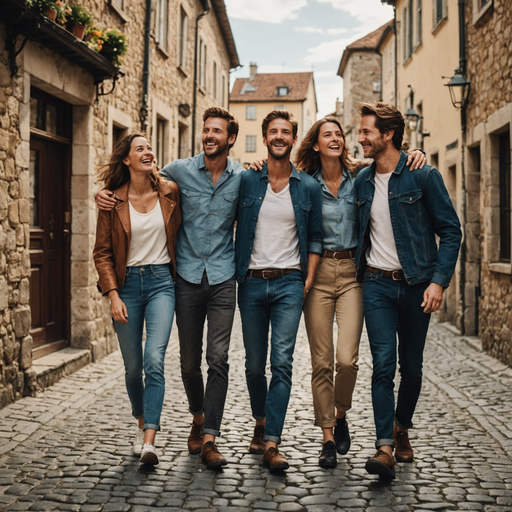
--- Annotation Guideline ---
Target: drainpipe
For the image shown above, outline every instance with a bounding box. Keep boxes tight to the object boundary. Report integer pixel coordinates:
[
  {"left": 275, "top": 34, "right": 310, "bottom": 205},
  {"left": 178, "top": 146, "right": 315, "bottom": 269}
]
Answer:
[
  {"left": 393, "top": 4, "right": 397, "bottom": 107},
  {"left": 191, "top": 0, "right": 211, "bottom": 155},
  {"left": 140, "top": 0, "right": 152, "bottom": 132}
]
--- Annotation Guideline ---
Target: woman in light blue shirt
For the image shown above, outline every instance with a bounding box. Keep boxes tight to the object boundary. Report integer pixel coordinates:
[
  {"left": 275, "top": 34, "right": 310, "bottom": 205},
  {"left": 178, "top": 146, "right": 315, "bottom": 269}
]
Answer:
[{"left": 297, "top": 117, "right": 425, "bottom": 468}]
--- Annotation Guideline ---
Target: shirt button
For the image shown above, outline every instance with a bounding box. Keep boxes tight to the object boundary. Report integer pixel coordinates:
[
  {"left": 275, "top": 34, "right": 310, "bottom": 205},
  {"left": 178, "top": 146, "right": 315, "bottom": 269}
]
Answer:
[
  {"left": 389, "top": 192, "right": 393, "bottom": 195},
  {"left": 206, "top": 234, "right": 209, "bottom": 236},
  {"left": 209, "top": 212, "right": 212, "bottom": 215},
  {"left": 204, "top": 257, "right": 207, "bottom": 260},
  {"left": 409, "top": 197, "right": 413, "bottom": 202},
  {"left": 259, "top": 197, "right": 262, "bottom": 200}
]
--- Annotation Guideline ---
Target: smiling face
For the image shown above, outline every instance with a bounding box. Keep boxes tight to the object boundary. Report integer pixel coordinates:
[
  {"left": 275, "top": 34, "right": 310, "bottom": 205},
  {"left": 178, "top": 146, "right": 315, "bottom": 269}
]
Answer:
[
  {"left": 202, "top": 117, "right": 236, "bottom": 158},
  {"left": 263, "top": 118, "right": 297, "bottom": 160},
  {"left": 123, "top": 136, "right": 154, "bottom": 173},
  {"left": 313, "top": 121, "right": 344, "bottom": 159},
  {"left": 357, "top": 115, "right": 390, "bottom": 159}
]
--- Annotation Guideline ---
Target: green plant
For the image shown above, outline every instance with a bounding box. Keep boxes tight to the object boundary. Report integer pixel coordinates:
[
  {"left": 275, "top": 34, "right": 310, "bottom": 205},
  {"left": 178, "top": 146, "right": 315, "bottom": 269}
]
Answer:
[
  {"left": 85, "top": 27, "right": 104, "bottom": 52},
  {"left": 69, "top": 4, "right": 92, "bottom": 27},
  {"left": 99, "top": 28, "right": 127, "bottom": 67},
  {"left": 27, "top": 0, "right": 57, "bottom": 12}
]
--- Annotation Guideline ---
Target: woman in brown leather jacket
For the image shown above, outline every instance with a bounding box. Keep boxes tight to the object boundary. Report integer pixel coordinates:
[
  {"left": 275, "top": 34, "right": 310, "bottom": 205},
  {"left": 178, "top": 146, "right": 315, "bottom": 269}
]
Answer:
[{"left": 93, "top": 133, "right": 181, "bottom": 465}]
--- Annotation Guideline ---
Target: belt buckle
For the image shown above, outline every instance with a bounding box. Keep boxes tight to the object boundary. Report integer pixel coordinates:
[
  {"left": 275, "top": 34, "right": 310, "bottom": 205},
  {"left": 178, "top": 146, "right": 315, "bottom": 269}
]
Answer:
[
  {"left": 262, "top": 270, "right": 272, "bottom": 279},
  {"left": 332, "top": 251, "right": 338, "bottom": 259},
  {"left": 391, "top": 270, "right": 401, "bottom": 281}
]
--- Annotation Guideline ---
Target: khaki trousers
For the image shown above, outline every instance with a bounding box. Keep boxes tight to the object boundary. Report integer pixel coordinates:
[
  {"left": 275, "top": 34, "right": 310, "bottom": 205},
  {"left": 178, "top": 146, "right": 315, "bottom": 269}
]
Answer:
[{"left": 303, "top": 256, "right": 363, "bottom": 428}]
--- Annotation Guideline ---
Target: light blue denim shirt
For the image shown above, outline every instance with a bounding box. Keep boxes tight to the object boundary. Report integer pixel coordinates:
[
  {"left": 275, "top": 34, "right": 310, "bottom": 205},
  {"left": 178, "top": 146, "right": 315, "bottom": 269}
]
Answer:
[
  {"left": 161, "top": 153, "right": 244, "bottom": 285},
  {"left": 311, "top": 167, "right": 359, "bottom": 252}
]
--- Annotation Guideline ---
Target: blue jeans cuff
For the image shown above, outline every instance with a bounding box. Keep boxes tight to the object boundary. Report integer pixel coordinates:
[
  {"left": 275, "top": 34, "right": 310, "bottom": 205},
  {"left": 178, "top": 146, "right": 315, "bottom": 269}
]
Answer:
[
  {"left": 263, "top": 434, "right": 281, "bottom": 445},
  {"left": 133, "top": 413, "right": 144, "bottom": 420},
  {"left": 143, "top": 423, "right": 160, "bottom": 431},
  {"left": 190, "top": 408, "right": 204, "bottom": 417},
  {"left": 203, "top": 428, "right": 220, "bottom": 437},
  {"left": 376, "top": 438, "right": 395, "bottom": 449},
  {"left": 253, "top": 414, "right": 266, "bottom": 421},
  {"left": 395, "top": 416, "right": 412, "bottom": 430}
]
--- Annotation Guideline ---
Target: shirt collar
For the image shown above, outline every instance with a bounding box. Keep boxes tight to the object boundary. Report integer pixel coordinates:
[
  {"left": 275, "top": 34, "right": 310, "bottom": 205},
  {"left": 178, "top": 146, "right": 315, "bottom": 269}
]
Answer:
[
  {"left": 260, "top": 161, "right": 301, "bottom": 180},
  {"left": 366, "top": 150, "right": 408, "bottom": 181},
  {"left": 195, "top": 151, "right": 234, "bottom": 175}
]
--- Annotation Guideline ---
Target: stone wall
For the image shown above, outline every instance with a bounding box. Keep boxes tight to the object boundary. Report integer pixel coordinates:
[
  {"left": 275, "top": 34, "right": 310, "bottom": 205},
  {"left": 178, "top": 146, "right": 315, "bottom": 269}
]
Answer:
[{"left": 465, "top": 0, "right": 512, "bottom": 365}]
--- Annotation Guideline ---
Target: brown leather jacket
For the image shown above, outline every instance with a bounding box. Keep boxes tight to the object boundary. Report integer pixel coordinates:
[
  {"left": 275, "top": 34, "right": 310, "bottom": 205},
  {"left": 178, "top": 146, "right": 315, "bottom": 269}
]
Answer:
[{"left": 93, "top": 180, "right": 181, "bottom": 296}]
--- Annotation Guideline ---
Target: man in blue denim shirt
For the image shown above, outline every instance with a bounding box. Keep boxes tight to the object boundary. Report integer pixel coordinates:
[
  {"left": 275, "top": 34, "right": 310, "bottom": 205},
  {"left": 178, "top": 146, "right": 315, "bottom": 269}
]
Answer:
[
  {"left": 354, "top": 102, "right": 461, "bottom": 479},
  {"left": 235, "top": 110, "right": 323, "bottom": 472},
  {"left": 96, "top": 108, "right": 244, "bottom": 469}
]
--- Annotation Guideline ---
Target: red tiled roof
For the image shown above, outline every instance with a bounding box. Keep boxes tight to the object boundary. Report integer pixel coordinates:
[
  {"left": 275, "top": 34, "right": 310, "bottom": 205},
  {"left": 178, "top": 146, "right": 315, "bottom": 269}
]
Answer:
[
  {"left": 337, "top": 20, "right": 394, "bottom": 77},
  {"left": 230, "top": 72, "right": 314, "bottom": 102}
]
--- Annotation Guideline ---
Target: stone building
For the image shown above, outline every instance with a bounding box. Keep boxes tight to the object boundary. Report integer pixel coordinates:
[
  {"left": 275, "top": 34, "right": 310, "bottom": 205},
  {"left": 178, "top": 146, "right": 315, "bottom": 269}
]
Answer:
[
  {"left": 0, "top": 0, "right": 239, "bottom": 408},
  {"left": 464, "top": 0, "right": 512, "bottom": 365},
  {"left": 229, "top": 64, "right": 317, "bottom": 167},
  {"left": 337, "top": 21, "right": 393, "bottom": 159}
]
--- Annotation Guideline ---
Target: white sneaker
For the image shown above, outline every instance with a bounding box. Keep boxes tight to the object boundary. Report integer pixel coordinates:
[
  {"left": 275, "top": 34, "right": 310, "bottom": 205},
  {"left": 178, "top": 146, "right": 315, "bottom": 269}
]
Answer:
[
  {"left": 140, "top": 443, "right": 159, "bottom": 465},
  {"left": 132, "top": 428, "right": 144, "bottom": 456}
]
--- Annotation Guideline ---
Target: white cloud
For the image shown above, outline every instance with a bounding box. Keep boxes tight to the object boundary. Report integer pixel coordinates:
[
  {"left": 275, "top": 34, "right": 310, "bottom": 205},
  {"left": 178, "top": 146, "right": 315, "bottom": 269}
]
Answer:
[
  {"left": 294, "top": 26, "right": 325, "bottom": 34},
  {"left": 326, "top": 27, "right": 348, "bottom": 35},
  {"left": 316, "top": 81, "right": 343, "bottom": 119},
  {"left": 224, "top": 0, "right": 307, "bottom": 24},
  {"left": 303, "top": 36, "right": 359, "bottom": 65}
]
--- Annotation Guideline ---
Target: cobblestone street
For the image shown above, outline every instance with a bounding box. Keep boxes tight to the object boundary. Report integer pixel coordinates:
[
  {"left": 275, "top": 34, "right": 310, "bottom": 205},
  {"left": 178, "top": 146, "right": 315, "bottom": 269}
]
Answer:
[{"left": 1, "top": 312, "right": 512, "bottom": 512}]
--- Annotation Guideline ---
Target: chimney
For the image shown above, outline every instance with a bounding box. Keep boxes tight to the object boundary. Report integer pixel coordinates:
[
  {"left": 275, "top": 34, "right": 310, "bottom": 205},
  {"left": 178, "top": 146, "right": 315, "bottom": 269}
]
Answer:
[{"left": 249, "top": 62, "right": 257, "bottom": 82}]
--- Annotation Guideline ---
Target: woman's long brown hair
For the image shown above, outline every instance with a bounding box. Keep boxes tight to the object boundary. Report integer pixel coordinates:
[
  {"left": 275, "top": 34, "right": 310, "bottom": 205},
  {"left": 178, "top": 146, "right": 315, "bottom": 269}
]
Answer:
[
  {"left": 295, "top": 117, "right": 360, "bottom": 175},
  {"left": 97, "top": 132, "right": 164, "bottom": 191}
]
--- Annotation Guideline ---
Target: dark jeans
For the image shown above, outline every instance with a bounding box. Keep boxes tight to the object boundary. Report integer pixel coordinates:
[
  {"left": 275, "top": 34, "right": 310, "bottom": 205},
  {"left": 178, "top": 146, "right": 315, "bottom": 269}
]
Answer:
[
  {"left": 363, "top": 271, "right": 431, "bottom": 449},
  {"left": 175, "top": 271, "right": 236, "bottom": 437},
  {"left": 238, "top": 271, "right": 304, "bottom": 444}
]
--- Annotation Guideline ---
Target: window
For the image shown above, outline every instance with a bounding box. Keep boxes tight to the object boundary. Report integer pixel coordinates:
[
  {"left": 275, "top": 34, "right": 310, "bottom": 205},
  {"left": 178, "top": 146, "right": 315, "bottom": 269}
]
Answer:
[
  {"left": 433, "top": 0, "right": 446, "bottom": 28},
  {"left": 112, "top": 125, "right": 125, "bottom": 150},
  {"left": 112, "top": 0, "right": 125, "bottom": 11},
  {"left": 156, "top": 118, "right": 167, "bottom": 168},
  {"left": 472, "top": 0, "right": 492, "bottom": 25},
  {"left": 221, "top": 75, "right": 226, "bottom": 107},
  {"left": 403, "top": 1, "right": 413, "bottom": 61},
  {"left": 178, "top": 7, "right": 188, "bottom": 69},
  {"left": 417, "top": 0, "right": 422, "bottom": 44},
  {"left": 213, "top": 62, "right": 218, "bottom": 102},
  {"left": 276, "top": 87, "right": 289, "bottom": 96},
  {"left": 499, "top": 130, "right": 511, "bottom": 262},
  {"left": 156, "top": 0, "right": 168, "bottom": 51},
  {"left": 199, "top": 38, "right": 207, "bottom": 88},
  {"left": 274, "top": 105, "right": 286, "bottom": 110},
  {"left": 246, "top": 135, "right": 257, "bottom": 153},
  {"left": 246, "top": 105, "right": 256, "bottom": 120}
]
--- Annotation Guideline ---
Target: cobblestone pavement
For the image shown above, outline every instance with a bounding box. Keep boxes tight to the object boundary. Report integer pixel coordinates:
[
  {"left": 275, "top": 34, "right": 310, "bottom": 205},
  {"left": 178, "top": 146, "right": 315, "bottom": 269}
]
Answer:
[{"left": 1, "top": 312, "right": 512, "bottom": 512}]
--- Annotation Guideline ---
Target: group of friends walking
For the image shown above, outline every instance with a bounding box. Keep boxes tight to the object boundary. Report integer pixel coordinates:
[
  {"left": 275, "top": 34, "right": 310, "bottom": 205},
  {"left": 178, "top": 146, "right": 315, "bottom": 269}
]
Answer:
[{"left": 93, "top": 101, "right": 462, "bottom": 480}]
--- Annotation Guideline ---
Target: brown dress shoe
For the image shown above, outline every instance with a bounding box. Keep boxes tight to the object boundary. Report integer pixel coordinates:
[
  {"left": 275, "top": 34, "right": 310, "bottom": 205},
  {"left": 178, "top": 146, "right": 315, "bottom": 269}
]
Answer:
[
  {"left": 188, "top": 421, "right": 204, "bottom": 455},
  {"left": 262, "top": 447, "right": 289, "bottom": 472},
  {"left": 201, "top": 441, "right": 227, "bottom": 469},
  {"left": 365, "top": 450, "right": 396, "bottom": 479},
  {"left": 394, "top": 423, "right": 414, "bottom": 462},
  {"left": 249, "top": 425, "right": 266, "bottom": 454}
]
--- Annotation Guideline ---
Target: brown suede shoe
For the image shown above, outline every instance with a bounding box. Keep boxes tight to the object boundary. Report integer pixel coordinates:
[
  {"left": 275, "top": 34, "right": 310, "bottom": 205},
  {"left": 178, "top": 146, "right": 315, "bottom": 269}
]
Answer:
[
  {"left": 249, "top": 425, "right": 266, "bottom": 454},
  {"left": 394, "top": 423, "right": 414, "bottom": 462},
  {"left": 187, "top": 421, "right": 204, "bottom": 455},
  {"left": 201, "top": 441, "right": 227, "bottom": 469},
  {"left": 365, "top": 450, "right": 396, "bottom": 479},
  {"left": 262, "top": 447, "right": 289, "bottom": 472}
]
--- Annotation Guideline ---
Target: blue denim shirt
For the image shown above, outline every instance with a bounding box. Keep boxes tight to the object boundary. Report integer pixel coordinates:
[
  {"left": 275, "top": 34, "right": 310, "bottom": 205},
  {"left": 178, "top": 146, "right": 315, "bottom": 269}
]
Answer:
[
  {"left": 311, "top": 166, "right": 359, "bottom": 252},
  {"left": 354, "top": 151, "right": 462, "bottom": 287},
  {"left": 161, "top": 153, "right": 244, "bottom": 285},
  {"left": 235, "top": 163, "right": 323, "bottom": 284}
]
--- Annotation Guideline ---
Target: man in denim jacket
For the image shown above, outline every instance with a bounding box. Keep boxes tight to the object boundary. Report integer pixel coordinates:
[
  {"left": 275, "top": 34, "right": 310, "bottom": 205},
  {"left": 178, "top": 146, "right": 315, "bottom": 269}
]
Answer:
[
  {"left": 354, "top": 102, "right": 461, "bottom": 479},
  {"left": 235, "top": 110, "right": 322, "bottom": 472}
]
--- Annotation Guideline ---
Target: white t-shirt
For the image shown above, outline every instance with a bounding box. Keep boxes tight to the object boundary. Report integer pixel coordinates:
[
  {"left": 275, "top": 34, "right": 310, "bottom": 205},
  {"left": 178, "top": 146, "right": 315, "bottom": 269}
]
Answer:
[
  {"left": 366, "top": 171, "right": 402, "bottom": 271},
  {"left": 249, "top": 183, "right": 302, "bottom": 270},
  {"left": 126, "top": 199, "right": 171, "bottom": 266}
]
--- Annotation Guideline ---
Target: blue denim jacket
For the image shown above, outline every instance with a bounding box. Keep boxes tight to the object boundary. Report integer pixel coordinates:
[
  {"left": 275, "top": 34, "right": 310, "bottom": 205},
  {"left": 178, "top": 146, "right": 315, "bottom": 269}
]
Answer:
[
  {"left": 354, "top": 151, "right": 462, "bottom": 287},
  {"left": 235, "top": 163, "right": 323, "bottom": 284},
  {"left": 161, "top": 153, "right": 244, "bottom": 285}
]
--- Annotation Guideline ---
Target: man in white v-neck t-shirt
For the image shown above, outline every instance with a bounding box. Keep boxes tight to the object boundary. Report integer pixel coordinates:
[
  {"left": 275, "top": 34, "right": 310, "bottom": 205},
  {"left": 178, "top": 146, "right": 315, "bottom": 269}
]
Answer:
[
  {"left": 235, "top": 110, "right": 323, "bottom": 472},
  {"left": 354, "top": 102, "right": 461, "bottom": 480}
]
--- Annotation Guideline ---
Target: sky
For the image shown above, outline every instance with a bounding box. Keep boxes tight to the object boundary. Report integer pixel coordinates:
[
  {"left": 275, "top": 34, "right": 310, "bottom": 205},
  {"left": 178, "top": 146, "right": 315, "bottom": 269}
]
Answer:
[{"left": 224, "top": 0, "right": 394, "bottom": 119}]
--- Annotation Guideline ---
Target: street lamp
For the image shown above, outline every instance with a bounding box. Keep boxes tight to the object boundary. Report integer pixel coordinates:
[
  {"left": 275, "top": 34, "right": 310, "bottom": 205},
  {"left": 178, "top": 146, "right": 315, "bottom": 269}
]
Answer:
[
  {"left": 444, "top": 69, "right": 471, "bottom": 110},
  {"left": 405, "top": 85, "right": 420, "bottom": 131}
]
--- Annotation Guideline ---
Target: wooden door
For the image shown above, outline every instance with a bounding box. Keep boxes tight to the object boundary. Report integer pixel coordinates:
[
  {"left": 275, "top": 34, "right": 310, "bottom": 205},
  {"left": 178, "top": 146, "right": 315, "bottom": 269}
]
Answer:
[{"left": 29, "top": 89, "right": 71, "bottom": 359}]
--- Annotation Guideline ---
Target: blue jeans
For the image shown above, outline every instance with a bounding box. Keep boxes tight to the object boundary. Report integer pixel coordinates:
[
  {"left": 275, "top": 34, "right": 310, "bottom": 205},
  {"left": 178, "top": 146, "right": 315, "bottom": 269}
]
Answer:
[
  {"left": 238, "top": 271, "right": 304, "bottom": 444},
  {"left": 114, "top": 264, "right": 175, "bottom": 431},
  {"left": 363, "top": 271, "right": 431, "bottom": 449}
]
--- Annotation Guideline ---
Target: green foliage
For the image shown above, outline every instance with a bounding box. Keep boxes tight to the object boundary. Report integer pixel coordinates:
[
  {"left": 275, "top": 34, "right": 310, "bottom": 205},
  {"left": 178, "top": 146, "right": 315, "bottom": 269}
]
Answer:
[
  {"left": 69, "top": 4, "right": 92, "bottom": 27},
  {"left": 99, "top": 28, "right": 128, "bottom": 67}
]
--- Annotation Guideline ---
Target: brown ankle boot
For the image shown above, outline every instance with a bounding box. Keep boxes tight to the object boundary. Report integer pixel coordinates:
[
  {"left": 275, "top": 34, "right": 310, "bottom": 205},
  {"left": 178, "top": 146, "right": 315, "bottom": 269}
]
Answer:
[
  {"left": 393, "top": 423, "right": 414, "bottom": 462},
  {"left": 262, "top": 447, "right": 289, "bottom": 472},
  {"left": 187, "top": 421, "right": 204, "bottom": 455},
  {"left": 249, "top": 424, "right": 266, "bottom": 454},
  {"left": 201, "top": 441, "right": 227, "bottom": 469},
  {"left": 365, "top": 450, "right": 396, "bottom": 479}
]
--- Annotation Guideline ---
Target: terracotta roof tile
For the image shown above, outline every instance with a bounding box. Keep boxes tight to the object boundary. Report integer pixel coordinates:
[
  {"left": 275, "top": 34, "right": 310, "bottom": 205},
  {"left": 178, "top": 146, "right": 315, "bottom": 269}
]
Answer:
[{"left": 230, "top": 72, "right": 314, "bottom": 102}]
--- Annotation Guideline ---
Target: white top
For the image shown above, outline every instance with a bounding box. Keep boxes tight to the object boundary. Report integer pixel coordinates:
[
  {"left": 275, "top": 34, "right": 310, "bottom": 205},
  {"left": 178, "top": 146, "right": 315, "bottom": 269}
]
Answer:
[
  {"left": 366, "top": 171, "right": 402, "bottom": 271},
  {"left": 126, "top": 199, "right": 171, "bottom": 266},
  {"left": 249, "top": 183, "right": 302, "bottom": 270}
]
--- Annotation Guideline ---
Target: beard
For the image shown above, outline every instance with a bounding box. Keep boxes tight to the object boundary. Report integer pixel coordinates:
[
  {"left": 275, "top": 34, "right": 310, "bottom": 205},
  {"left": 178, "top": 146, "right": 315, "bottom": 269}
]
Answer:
[
  {"left": 203, "top": 137, "right": 229, "bottom": 158},
  {"left": 267, "top": 140, "right": 293, "bottom": 160},
  {"left": 363, "top": 135, "right": 387, "bottom": 159}
]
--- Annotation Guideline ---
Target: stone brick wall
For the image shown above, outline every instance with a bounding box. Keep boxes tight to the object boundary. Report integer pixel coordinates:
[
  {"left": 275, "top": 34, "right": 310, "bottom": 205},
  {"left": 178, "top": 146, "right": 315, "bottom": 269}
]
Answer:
[{"left": 465, "top": 0, "right": 512, "bottom": 365}]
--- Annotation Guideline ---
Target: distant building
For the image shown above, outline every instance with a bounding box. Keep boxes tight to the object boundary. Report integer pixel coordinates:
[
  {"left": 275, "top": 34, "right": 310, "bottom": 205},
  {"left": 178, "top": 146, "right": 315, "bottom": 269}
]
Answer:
[{"left": 229, "top": 64, "right": 317, "bottom": 167}]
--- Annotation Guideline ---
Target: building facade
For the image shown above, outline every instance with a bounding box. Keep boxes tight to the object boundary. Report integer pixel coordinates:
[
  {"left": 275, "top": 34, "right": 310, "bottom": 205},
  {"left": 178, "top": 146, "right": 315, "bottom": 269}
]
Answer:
[
  {"left": 0, "top": 0, "right": 238, "bottom": 408},
  {"left": 229, "top": 64, "right": 317, "bottom": 167}
]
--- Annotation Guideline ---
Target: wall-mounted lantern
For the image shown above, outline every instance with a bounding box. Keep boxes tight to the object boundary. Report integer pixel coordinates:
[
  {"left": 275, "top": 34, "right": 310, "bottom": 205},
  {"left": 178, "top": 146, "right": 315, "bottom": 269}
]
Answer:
[{"left": 444, "top": 70, "right": 471, "bottom": 110}]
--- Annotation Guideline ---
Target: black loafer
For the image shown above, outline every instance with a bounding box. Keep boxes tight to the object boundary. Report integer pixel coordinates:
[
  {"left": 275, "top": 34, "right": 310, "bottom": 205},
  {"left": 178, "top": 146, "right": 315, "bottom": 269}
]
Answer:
[
  {"left": 334, "top": 416, "right": 351, "bottom": 455},
  {"left": 319, "top": 440, "right": 337, "bottom": 468}
]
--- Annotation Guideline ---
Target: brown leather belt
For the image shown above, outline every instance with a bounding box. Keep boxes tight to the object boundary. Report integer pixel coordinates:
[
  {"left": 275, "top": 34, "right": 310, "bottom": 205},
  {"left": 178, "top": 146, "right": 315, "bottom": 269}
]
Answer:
[
  {"left": 248, "top": 269, "right": 298, "bottom": 279},
  {"left": 323, "top": 249, "right": 356, "bottom": 260},
  {"left": 366, "top": 265, "right": 405, "bottom": 281}
]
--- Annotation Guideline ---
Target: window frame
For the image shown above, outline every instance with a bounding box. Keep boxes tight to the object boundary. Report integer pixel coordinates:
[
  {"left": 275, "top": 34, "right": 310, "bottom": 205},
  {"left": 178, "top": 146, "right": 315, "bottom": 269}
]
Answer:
[
  {"left": 499, "top": 129, "right": 511, "bottom": 262},
  {"left": 246, "top": 105, "right": 257, "bottom": 120},
  {"left": 178, "top": 6, "right": 188, "bottom": 71},
  {"left": 155, "top": 0, "right": 169, "bottom": 52},
  {"left": 245, "top": 135, "right": 257, "bottom": 153}
]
